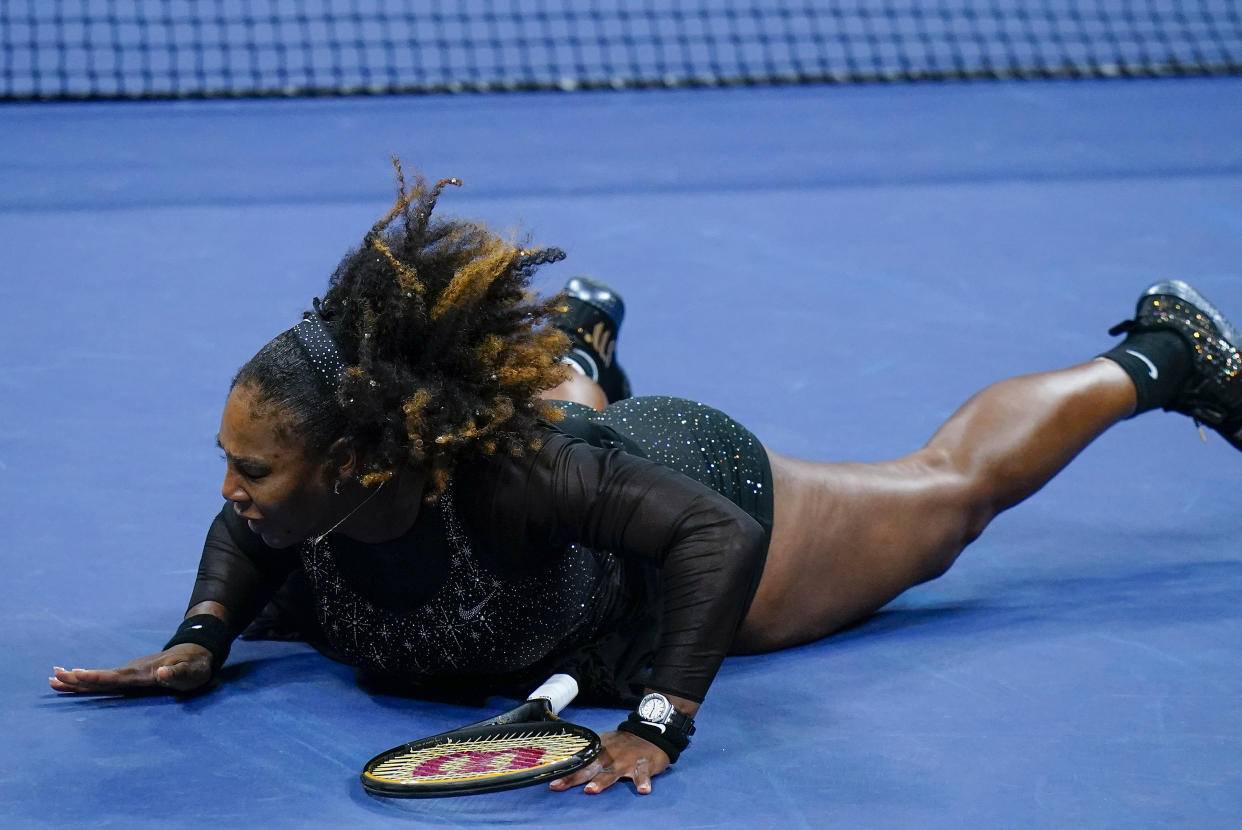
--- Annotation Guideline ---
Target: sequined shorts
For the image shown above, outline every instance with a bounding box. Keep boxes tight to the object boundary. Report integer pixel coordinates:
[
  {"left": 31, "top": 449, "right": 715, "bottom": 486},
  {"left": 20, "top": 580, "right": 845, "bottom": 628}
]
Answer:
[{"left": 554, "top": 395, "right": 775, "bottom": 552}]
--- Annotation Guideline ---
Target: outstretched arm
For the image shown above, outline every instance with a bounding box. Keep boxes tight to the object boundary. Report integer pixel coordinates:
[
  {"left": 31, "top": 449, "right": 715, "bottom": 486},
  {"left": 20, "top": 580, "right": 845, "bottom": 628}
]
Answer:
[
  {"left": 50, "top": 607, "right": 222, "bottom": 694},
  {"left": 50, "top": 508, "right": 299, "bottom": 696}
]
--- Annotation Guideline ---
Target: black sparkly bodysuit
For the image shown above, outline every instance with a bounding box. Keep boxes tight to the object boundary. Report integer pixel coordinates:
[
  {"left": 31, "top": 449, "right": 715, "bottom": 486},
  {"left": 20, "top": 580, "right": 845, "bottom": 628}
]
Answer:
[
  {"left": 189, "top": 397, "right": 773, "bottom": 704},
  {"left": 299, "top": 487, "right": 624, "bottom": 679}
]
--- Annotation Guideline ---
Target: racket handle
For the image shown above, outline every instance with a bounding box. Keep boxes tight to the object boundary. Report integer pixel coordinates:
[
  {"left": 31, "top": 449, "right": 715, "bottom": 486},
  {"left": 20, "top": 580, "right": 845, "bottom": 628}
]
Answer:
[{"left": 527, "top": 674, "right": 578, "bottom": 715}]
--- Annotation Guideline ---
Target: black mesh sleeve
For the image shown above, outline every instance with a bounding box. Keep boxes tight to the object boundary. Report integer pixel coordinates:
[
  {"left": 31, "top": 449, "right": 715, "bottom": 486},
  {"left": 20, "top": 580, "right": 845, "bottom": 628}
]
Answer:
[
  {"left": 462, "top": 432, "right": 768, "bottom": 703},
  {"left": 185, "top": 506, "right": 302, "bottom": 637}
]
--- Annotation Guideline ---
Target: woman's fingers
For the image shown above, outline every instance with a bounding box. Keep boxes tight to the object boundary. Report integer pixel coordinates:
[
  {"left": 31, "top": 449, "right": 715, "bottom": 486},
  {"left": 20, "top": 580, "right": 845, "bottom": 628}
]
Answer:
[
  {"left": 547, "top": 757, "right": 607, "bottom": 791},
  {"left": 631, "top": 757, "right": 653, "bottom": 795},
  {"left": 48, "top": 646, "right": 212, "bottom": 695},
  {"left": 581, "top": 762, "right": 623, "bottom": 795},
  {"left": 49, "top": 666, "right": 128, "bottom": 693},
  {"left": 549, "top": 731, "right": 669, "bottom": 795}
]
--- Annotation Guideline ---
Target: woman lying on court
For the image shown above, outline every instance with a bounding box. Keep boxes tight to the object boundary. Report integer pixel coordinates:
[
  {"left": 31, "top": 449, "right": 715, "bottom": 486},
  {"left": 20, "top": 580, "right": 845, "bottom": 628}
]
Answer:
[{"left": 50, "top": 168, "right": 1242, "bottom": 795}]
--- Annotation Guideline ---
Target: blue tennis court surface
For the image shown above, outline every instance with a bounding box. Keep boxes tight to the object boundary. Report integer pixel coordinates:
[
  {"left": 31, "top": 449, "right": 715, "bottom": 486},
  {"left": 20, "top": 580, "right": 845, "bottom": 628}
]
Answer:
[{"left": 3, "top": 76, "right": 1241, "bottom": 827}]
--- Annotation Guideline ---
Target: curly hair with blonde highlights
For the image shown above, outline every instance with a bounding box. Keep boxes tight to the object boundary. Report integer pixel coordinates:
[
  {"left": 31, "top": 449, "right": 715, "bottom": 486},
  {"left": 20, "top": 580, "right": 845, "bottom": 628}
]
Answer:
[{"left": 234, "top": 160, "right": 571, "bottom": 497}]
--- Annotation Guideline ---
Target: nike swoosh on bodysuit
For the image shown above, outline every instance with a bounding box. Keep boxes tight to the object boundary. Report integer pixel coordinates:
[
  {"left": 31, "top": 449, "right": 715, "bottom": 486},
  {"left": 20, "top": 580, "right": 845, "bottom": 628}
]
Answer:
[{"left": 458, "top": 591, "right": 497, "bottom": 620}]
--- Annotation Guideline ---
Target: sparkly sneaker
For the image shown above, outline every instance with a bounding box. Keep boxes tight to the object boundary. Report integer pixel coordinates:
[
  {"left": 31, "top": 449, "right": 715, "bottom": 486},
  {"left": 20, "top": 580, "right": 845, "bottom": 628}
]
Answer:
[
  {"left": 1109, "top": 280, "right": 1242, "bottom": 450},
  {"left": 555, "top": 276, "right": 632, "bottom": 402}
]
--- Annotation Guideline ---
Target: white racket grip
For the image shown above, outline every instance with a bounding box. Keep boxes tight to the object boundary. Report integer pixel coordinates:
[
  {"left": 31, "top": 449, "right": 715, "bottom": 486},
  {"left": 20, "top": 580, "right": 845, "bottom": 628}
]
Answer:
[{"left": 527, "top": 673, "right": 579, "bottom": 714}]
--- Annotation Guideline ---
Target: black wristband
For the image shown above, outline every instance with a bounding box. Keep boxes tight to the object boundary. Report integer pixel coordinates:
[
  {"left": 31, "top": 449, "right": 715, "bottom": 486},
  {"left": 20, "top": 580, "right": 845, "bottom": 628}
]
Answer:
[
  {"left": 163, "top": 614, "right": 232, "bottom": 673},
  {"left": 617, "top": 713, "right": 691, "bottom": 764}
]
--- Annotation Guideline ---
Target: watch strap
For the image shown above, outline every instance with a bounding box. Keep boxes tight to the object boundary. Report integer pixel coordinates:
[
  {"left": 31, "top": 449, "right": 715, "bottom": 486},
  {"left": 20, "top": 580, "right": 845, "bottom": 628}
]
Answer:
[{"left": 660, "top": 707, "right": 697, "bottom": 736}]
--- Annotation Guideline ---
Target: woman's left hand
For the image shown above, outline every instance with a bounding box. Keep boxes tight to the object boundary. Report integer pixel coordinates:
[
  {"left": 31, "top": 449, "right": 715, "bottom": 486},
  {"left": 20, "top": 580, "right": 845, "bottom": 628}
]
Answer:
[{"left": 549, "top": 730, "right": 670, "bottom": 794}]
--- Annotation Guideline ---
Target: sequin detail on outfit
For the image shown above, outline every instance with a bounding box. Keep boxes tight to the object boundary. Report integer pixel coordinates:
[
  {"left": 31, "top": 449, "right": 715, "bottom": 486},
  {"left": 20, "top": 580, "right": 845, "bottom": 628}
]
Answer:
[
  {"left": 556, "top": 396, "right": 773, "bottom": 537},
  {"left": 299, "top": 487, "right": 613, "bottom": 678}
]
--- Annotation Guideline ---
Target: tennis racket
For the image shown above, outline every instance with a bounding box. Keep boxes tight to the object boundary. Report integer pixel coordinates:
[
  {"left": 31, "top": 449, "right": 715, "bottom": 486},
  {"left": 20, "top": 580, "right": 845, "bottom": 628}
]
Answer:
[{"left": 360, "top": 673, "right": 601, "bottom": 798}]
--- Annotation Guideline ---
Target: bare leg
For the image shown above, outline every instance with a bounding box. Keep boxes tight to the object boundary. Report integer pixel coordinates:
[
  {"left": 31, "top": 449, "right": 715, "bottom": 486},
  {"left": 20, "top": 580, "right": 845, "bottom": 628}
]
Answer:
[
  {"left": 542, "top": 372, "right": 609, "bottom": 410},
  {"left": 735, "top": 358, "right": 1139, "bottom": 653}
]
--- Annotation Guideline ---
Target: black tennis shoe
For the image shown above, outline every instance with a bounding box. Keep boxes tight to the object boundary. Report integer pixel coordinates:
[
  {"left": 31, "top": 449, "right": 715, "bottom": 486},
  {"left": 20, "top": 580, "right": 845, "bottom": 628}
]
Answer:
[
  {"left": 1110, "top": 280, "right": 1242, "bottom": 450},
  {"left": 555, "top": 276, "right": 632, "bottom": 402}
]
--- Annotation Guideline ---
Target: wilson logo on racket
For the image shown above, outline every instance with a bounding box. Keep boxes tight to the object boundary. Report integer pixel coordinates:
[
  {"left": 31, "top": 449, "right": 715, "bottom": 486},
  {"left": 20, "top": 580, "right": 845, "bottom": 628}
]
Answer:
[
  {"left": 360, "top": 674, "right": 602, "bottom": 797},
  {"left": 409, "top": 746, "right": 549, "bottom": 779}
]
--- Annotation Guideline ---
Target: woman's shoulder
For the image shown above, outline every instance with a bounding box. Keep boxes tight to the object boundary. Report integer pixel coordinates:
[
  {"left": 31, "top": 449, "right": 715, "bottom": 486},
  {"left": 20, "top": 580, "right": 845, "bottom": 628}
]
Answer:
[
  {"left": 443, "top": 429, "right": 584, "bottom": 567},
  {"left": 453, "top": 426, "right": 584, "bottom": 500}
]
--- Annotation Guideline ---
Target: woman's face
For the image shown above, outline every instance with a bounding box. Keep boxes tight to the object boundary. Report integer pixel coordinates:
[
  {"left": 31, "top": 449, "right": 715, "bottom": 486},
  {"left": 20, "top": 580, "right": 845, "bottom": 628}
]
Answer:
[{"left": 218, "top": 383, "right": 334, "bottom": 549}]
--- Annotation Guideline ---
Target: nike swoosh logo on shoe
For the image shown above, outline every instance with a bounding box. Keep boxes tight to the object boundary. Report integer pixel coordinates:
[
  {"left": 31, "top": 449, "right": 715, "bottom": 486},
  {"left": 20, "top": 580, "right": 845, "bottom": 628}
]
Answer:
[{"left": 1125, "top": 349, "right": 1159, "bottom": 380}]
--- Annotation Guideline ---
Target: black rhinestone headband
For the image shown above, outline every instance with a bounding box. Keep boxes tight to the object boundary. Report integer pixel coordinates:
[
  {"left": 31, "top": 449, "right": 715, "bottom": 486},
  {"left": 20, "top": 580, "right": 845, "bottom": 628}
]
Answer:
[{"left": 292, "top": 312, "right": 346, "bottom": 393}]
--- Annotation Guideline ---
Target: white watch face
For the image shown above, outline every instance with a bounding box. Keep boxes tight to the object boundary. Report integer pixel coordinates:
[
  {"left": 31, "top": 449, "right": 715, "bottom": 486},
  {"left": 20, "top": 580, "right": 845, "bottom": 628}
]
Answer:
[{"left": 638, "top": 694, "right": 671, "bottom": 723}]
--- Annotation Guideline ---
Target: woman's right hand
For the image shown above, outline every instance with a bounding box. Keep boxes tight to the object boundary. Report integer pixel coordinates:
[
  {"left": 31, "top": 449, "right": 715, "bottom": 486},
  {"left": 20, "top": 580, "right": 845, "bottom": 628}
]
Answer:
[{"left": 49, "top": 644, "right": 214, "bottom": 695}]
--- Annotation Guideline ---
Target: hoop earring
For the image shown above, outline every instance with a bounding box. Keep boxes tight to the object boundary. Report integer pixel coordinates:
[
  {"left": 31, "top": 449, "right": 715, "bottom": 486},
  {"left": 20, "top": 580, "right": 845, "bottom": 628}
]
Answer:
[{"left": 334, "top": 480, "right": 341, "bottom": 495}]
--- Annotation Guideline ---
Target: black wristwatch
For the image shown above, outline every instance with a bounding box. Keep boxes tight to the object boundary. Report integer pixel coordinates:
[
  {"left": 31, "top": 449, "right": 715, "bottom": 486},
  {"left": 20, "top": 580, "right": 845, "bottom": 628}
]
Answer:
[{"left": 617, "top": 692, "right": 696, "bottom": 763}]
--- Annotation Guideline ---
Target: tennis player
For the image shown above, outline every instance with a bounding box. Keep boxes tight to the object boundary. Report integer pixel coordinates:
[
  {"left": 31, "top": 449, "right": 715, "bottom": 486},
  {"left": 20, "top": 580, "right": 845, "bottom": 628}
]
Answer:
[{"left": 50, "top": 168, "right": 1241, "bottom": 795}]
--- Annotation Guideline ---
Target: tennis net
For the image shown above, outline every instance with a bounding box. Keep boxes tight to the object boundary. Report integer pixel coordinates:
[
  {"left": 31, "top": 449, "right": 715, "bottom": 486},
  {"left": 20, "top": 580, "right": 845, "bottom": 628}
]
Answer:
[{"left": 4, "top": 1, "right": 1240, "bottom": 101}]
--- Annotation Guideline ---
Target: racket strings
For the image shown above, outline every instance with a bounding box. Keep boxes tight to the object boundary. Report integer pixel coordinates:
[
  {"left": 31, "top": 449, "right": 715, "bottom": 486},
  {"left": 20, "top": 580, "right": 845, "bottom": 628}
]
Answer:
[{"left": 367, "top": 729, "right": 592, "bottom": 784}]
